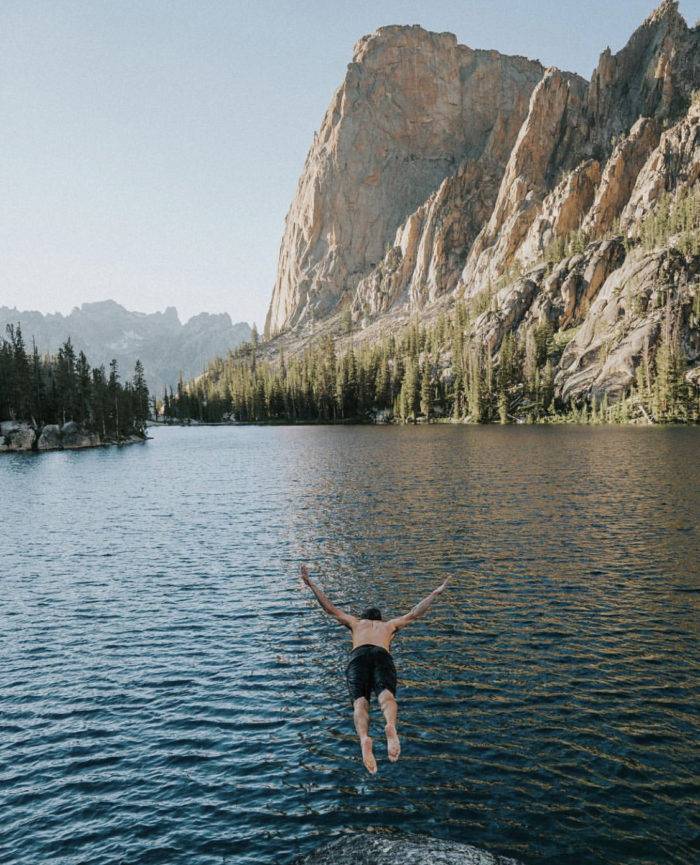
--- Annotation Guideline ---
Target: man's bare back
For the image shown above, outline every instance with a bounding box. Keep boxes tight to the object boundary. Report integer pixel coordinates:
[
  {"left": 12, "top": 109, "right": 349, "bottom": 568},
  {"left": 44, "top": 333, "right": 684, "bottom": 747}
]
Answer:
[
  {"left": 299, "top": 564, "right": 449, "bottom": 774},
  {"left": 351, "top": 618, "right": 396, "bottom": 651}
]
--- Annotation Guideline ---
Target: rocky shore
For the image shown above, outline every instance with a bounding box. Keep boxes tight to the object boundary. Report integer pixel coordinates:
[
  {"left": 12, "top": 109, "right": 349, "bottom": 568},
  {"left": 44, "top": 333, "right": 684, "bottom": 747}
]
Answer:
[
  {"left": 0, "top": 420, "right": 146, "bottom": 453},
  {"left": 293, "top": 834, "right": 523, "bottom": 865}
]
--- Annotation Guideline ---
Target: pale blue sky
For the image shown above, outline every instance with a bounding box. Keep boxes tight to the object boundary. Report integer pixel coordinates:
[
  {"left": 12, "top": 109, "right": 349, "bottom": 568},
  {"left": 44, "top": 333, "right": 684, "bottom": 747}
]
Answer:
[{"left": 2, "top": 0, "right": 698, "bottom": 328}]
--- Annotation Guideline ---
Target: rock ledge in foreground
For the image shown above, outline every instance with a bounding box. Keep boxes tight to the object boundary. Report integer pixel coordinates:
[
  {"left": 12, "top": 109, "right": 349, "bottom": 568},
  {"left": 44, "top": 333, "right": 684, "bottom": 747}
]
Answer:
[{"left": 292, "top": 833, "right": 523, "bottom": 865}]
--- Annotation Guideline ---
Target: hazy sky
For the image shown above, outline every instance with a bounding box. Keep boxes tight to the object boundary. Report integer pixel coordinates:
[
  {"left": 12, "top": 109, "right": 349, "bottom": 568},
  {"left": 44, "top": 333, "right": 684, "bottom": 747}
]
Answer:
[{"left": 3, "top": 1, "right": 698, "bottom": 328}]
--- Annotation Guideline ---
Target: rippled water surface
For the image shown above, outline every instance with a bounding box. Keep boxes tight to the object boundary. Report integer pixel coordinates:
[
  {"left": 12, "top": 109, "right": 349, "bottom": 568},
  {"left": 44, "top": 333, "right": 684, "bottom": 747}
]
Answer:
[{"left": 2, "top": 425, "right": 699, "bottom": 865}]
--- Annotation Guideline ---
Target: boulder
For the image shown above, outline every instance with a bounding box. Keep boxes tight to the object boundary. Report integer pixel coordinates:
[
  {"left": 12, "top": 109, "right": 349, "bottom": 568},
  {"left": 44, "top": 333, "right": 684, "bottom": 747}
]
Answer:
[
  {"left": 61, "top": 421, "right": 100, "bottom": 449},
  {"left": 0, "top": 420, "right": 20, "bottom": 437},
  {"left": 37, "top": 424, "right": 62, "bottom": 451},
  {"left": 1, "top": 422, "right": 36, "bottom": 451},
  {"left": 293, "top": 834, "right": 523, "bottom": 865}
]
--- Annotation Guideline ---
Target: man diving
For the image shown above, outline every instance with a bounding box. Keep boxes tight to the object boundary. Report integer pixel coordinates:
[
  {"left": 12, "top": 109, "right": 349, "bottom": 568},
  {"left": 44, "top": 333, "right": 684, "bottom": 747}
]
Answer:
[{"left": 300, "top": 564, "right": 450, "bottom": 774}]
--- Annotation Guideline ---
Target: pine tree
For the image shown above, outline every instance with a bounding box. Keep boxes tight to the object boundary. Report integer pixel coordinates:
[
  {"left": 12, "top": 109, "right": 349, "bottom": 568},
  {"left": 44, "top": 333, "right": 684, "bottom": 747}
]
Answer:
[
  {"left": 467, "top": 345, "right": 489, "bottom": 423},
  {"left": 132, "top": 360, "right": 149, "bottom": 430},
  {"left": 399, "top": 356, "right": 419, "bottom": 422},
  {"left": 419, "top": 355, "right": 433, "bottom": 419},
  {"left": 497, "top": 332, "right": 519, "bottom": 423},
  {"left": 30, "top": 339, "right": 45, "bottom": 424},
  {"left": 7, "top": 324, "right": 31, "bottom": 421},
  {"left": 109, "top": 359, "right": 120, "bottom": 437},
  {"left": 76, "top": 351, "right": 92, "bottom": 425},
  {"left": 55, "top": 338, "right": 78, "bottom": 425}
]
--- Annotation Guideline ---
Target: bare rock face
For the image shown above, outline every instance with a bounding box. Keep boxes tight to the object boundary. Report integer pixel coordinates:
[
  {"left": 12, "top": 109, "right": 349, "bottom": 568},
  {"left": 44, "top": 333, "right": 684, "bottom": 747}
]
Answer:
[
  {"left": 586, "top": 0, "right": 699, "bottom": 149},
  {"left": 293, "top": 833, "right": 523, "bottom": 865},
  {"left": 582, "top": 118, "right": 661, "bottom": 238},
  {"left": 351, "top": 156, "right": 504, "bottom": 319},
  {"left": 466, "top": 239, "right": 628, "bottom": 358},
  {"left": 516, "top": 160, "right": 601, "bottom": 268},
  {"left": 470, "top": 276, "right": 541, "bottom": 355},
  {"left": 459, "top": 68, "right": 589, "bottom": 297},
  {"left": 265, "top": 26, "right": 543, "bottom": 337},
  {"left": 557, "top": 248, "right": 700, "bottom": 401},
  {"left": 456, "top": 1, "right": 698, "bottom": 300},
  {"left": 621, "top": 98, "right": 700, "bottom": 231}
]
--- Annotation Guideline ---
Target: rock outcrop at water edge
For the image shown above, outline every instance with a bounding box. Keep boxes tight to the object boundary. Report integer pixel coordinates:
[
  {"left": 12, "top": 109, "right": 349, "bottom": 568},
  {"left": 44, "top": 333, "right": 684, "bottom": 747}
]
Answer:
[
  {"left": 293, "top": 833, "right": 523, "bottom": 865},
  {"left": 0, "top": 420, "right": 145, "bottom": 453}
]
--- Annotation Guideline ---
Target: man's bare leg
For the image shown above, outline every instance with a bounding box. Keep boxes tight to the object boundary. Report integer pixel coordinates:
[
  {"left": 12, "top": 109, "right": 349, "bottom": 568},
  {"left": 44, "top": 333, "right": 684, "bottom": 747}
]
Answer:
[
  {"left": 352, "top": 697, "right": 377, "bottom": 774},
  {"left": 378, "top": 689, "right": 400, "bottom": 762}
]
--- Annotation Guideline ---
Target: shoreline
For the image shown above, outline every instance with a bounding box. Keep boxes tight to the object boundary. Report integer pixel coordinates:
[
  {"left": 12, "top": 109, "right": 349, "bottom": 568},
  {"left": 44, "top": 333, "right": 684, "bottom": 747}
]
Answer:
[
  {"left": 0, "top": 420, "right": 149, "bottom": 454},
  {"left": 148, "top": 415, "right": 694, "bottom": 428}
]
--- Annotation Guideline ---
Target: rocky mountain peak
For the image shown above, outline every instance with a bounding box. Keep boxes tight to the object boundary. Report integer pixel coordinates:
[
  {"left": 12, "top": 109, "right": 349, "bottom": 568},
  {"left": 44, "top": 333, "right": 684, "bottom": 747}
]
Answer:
[
  {"left": 587, "top": 0, "right": 697, "bottom": 150},
  {"left": 645, "top": 0, "right": 683, "bottom": 26},
  {"left": 264, "top": 27, "right": 543, "bottom": 338},
  {"left": 262, "top": 5, "right": 699, "bottom": 410}
]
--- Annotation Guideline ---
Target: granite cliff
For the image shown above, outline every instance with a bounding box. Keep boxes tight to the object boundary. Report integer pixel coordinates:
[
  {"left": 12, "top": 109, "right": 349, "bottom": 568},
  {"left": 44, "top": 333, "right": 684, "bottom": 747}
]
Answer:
[{"left": 263, "top": 1, "right": 700, "bottom": 408}]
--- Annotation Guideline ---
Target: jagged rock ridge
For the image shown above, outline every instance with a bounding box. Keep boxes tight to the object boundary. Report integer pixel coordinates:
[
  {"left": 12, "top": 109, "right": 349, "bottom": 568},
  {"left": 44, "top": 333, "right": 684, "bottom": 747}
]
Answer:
[
  {"left": 0, "top": 301, "right": 252, "bottom": 395},
  {"left": 265, "top": 1, "right": 700, "bottom": 405}
]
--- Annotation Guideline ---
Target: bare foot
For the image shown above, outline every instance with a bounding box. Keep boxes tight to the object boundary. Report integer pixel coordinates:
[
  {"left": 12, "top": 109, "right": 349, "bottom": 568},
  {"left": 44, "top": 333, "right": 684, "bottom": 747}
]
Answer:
[
  {"left": 360, "top": 736, "right": 377, "bottom": 774},
  {"left": 385, "top": 723, "right": 400, "bottom": 762}
]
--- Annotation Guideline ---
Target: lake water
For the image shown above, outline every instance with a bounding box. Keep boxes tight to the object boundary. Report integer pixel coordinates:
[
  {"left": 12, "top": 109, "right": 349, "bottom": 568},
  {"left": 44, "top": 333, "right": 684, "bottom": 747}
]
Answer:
[{"left": 1, "top": 425, "right": 699, "bottom": 865}]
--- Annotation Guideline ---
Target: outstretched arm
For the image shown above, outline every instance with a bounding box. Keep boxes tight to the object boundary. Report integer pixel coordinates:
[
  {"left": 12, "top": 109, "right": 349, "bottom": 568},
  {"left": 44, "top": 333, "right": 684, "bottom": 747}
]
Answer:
[
  {"left": 299, "top": 565, "right": 357, "bottom": 629},
  {"left": 389, "top": 578, "right": 450, "bottom": 631}
]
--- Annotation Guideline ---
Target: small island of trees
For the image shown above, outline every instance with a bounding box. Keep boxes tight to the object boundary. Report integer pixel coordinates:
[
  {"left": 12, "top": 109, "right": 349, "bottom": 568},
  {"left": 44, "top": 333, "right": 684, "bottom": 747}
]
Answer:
[{"left": 0, "top": 324, "right": 150, "bottom": 448}]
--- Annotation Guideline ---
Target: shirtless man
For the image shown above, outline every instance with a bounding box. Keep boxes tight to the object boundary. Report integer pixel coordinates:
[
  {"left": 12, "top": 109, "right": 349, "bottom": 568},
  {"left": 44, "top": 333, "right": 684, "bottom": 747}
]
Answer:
[{"left": 300, "top": 564, "right": 450, "bottom": 774}]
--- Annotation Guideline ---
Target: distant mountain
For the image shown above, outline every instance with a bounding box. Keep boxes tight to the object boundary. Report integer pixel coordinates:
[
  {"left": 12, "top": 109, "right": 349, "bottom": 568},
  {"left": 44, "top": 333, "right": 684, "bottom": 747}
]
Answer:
[{"left": 0, "top": 300, "right": 252, "bottom": 395}]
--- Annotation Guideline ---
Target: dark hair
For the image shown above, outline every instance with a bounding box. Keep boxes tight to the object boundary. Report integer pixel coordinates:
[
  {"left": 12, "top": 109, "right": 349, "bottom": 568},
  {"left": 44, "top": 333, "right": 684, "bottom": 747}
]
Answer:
[{"left": 361, "top": 607, "right": 382, "bottom": 621}]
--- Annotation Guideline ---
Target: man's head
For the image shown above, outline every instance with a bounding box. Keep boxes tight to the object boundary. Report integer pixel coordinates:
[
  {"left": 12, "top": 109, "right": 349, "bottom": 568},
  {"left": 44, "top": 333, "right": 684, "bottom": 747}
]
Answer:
[{"left": 361, "top": 607, "right": 382, "bottom": 621}]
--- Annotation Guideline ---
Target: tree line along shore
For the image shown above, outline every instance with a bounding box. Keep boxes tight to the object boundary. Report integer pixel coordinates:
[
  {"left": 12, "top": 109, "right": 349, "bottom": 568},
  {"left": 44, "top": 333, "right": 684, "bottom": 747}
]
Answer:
[
  {"left": 163, "top": 295, "right": 699, "bottom": 427},
  {"left": 164, "top": 188, "right": 700, "bottom": 428}
]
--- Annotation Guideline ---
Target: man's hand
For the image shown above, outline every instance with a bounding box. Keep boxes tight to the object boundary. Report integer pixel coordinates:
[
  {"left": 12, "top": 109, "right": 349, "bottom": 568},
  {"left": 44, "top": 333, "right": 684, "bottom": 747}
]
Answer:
[
  {"left": 298, "top": 564, "right": 356, "bottom": 629},
  {"left": 389, "top": 577, "right": 450, "bottom": 631}
]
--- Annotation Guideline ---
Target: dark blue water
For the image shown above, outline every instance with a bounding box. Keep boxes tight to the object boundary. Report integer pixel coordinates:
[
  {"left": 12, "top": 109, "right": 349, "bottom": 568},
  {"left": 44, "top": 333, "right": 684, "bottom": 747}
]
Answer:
[{"left": 1, "top": 425, "right": 699, "bottom": 865}]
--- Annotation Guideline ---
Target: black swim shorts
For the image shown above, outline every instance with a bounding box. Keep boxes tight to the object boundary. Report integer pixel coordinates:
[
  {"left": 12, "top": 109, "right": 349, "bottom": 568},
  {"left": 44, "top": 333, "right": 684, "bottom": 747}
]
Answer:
[{"left": 346, "top": 644, "right": 397, "bottom": 704}]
